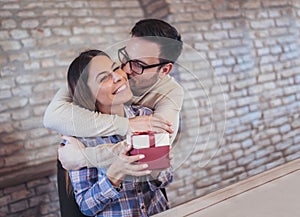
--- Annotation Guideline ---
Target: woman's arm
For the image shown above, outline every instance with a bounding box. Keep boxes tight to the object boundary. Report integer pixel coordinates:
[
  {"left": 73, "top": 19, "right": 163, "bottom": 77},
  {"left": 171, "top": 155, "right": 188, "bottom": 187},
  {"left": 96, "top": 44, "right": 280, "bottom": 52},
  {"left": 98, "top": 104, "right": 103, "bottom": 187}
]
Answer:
[
  {"left": 69, "top": 147, "right": 151, "bottom": 216},
  {"left": 69, "top": 168, "right": 121, "bottom": 216}
]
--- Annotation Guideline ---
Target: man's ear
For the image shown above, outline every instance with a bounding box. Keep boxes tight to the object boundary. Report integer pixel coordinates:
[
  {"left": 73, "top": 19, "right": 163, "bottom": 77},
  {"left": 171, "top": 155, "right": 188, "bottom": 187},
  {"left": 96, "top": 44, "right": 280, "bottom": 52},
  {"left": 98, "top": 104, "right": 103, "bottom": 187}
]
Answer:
[{"left": 159, "top": 63, "right": 173, "bottom": 78}]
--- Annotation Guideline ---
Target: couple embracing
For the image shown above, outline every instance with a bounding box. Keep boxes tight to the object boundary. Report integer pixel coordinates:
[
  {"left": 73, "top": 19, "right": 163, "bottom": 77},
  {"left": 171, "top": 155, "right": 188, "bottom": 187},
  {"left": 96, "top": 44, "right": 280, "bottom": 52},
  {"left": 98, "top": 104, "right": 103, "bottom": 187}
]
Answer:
[{"left": 44, "top": 19, "right": 183, "bottom": 217}]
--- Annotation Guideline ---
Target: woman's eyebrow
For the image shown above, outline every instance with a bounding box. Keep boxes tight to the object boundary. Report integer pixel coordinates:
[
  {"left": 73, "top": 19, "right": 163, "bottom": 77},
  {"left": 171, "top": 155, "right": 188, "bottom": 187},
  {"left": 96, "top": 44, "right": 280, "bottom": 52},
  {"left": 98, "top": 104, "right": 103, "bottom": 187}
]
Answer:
[{"left": 95, "top": 62, "right": 117, "bottom": 81}]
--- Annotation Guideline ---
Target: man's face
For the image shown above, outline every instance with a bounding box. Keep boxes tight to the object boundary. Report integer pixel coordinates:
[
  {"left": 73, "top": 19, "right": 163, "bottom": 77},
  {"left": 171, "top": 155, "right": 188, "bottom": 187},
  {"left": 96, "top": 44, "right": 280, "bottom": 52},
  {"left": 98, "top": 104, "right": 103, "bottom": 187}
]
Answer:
[{"left": 121, "top": 37, "right": 163, "bottom": 96}]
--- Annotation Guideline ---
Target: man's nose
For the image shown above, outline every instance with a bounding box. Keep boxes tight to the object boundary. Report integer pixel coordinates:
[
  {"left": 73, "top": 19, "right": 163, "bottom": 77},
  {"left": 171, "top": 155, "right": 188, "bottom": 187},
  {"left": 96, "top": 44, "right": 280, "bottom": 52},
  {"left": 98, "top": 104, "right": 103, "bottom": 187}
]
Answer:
[
  {"left": 121, "top": 63, "right": 132, "bottom": 75},
  {"left": 125, "top": 69, "right": 132, "bottom": 75}
]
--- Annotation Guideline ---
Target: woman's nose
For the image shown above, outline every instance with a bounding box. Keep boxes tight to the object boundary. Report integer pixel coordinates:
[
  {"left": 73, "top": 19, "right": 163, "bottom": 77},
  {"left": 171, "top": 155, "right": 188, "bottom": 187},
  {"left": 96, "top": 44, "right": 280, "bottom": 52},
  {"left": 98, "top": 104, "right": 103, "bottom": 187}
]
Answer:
[{"left": 112, "top": 68, "right": 125, "bottom": 82}]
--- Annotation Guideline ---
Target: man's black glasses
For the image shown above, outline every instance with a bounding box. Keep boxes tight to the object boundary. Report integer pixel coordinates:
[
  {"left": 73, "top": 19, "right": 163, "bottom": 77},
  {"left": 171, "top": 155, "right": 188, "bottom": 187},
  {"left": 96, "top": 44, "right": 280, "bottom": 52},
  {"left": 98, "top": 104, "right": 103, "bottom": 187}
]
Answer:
[{"left": 118, "top": 46, "right": 170, "bottom": 75}]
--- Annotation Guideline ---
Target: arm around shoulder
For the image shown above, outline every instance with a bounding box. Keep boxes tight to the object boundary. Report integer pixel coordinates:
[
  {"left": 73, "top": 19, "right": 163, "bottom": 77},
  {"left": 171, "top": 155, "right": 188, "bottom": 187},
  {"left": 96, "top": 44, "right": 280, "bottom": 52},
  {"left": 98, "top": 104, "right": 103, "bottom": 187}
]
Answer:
[
  {"left": 43, "top": 86, "right": 129, "bottom": 137},
  {"left": 152, "top": 82, "right": 184, "bottom": 144},
  {"left": 59, "top": 137, "right": 127, "bottom": 170}
]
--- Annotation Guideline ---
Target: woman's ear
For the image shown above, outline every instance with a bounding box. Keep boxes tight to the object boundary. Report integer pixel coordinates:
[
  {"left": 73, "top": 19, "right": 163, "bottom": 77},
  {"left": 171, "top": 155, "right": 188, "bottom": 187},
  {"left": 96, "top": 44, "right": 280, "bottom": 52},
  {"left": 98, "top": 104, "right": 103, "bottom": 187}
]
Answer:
[{"left": 159, "top": 63, "right": 173, "bottom": 78}]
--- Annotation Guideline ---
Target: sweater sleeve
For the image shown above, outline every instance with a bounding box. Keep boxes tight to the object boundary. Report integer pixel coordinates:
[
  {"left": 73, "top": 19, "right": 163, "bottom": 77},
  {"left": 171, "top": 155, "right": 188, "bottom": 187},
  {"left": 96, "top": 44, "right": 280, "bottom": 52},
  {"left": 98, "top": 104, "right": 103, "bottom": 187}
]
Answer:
[
  {"left": 43, "top": 86, "right": 129, "bottom": 137},
  {"left": 84, "top": 141, "right": 127, "bottom": 168},
  {"left": 152, "top": 84, "right": 184, "bottom": 144}
]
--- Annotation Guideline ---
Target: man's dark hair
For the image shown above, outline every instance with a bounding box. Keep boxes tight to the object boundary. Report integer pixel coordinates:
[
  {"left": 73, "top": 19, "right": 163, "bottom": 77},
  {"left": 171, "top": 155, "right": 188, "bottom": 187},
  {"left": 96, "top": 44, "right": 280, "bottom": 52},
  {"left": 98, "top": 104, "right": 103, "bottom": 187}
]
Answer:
[{"left": 130, "top": 19, "right": 183, "bottom": 63}]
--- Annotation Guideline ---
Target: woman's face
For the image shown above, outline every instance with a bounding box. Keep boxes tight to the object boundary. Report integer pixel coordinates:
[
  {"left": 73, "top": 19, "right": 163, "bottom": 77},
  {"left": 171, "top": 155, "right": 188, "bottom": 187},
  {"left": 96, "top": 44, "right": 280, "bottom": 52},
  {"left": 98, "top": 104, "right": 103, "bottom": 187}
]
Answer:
[{"left": 87, "top": 55, "right": 132, "bottom": 111}]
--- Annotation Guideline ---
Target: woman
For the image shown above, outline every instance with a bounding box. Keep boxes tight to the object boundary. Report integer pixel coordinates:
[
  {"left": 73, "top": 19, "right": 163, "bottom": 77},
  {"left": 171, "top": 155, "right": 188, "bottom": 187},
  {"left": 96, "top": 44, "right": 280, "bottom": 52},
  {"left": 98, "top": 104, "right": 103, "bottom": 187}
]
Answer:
[{"left": 62, "top": 50, "right": 172, "bottom": 216}]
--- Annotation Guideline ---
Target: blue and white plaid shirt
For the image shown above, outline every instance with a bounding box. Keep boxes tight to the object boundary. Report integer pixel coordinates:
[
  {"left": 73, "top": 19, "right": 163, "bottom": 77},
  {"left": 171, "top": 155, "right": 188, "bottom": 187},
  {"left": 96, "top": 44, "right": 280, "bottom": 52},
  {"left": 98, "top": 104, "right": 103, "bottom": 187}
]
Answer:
[{"left": 69, "top": 105, "right": 173, "bottom": 216}]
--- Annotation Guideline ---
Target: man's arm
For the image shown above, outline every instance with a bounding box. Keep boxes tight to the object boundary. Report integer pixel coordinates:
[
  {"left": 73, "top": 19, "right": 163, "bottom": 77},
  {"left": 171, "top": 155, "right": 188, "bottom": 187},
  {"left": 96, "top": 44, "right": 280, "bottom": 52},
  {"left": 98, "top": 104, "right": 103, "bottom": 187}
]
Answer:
[
  {"left": 153, "top": 94, "right": 183, "bottom": 144},
  {"left": 56, "top": 78, "right": 184, "bottom": 170},
  {"left": 43, "top": 86, "right": 129, "bottom": 137},
  {"left": 144, "top": 79, "right": 184, "bottom": 144},
  {"left": 59, "top": 136, "right": 127, "bottom": 170},
  {"left": 44, "top": 86, "right": 172, "bottom": 137}
]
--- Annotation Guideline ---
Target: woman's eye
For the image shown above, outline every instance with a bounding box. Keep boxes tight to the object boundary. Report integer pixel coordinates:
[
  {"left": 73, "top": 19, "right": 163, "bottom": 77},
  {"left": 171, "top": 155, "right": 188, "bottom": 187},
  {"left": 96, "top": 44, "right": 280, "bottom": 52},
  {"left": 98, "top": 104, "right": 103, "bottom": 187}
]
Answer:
[{"left": 98, "top": 74, "right": 109, "bottom": 83}]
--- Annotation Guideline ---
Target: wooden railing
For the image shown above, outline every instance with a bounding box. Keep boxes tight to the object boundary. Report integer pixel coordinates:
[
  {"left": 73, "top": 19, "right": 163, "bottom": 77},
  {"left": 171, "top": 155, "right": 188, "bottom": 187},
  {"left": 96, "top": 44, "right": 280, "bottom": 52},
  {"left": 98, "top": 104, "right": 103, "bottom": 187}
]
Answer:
[
  {"left": 154, "top": 158, "right": 300, "bottom": 217},
  {"left": 0, "top": 159, "right": 57, "bottom": 189}
]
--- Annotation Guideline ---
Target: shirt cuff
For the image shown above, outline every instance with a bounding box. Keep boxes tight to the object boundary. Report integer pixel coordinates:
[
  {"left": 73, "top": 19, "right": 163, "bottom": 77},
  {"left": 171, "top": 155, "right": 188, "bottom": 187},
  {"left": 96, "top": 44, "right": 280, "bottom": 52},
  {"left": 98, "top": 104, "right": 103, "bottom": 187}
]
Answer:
[
  {"left": 148, "top": 167, "right": 174, "bottom": 191},
  {"left": 96, "top": 174, "right": 121, "bottom": 202},
  {"left": 157, "top": 168, "right": 173, "bottom": 186}
]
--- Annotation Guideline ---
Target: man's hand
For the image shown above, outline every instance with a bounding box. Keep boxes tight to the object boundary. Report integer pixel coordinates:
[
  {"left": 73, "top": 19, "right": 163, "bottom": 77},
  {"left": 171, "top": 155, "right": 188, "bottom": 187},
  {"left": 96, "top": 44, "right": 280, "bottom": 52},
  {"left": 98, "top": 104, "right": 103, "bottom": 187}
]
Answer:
[
  {"left": 128, "top": 115, "right": 173, "bottom": 133},
  {"left": 58, "top": 136, "right": 87, "bottom": 170}
]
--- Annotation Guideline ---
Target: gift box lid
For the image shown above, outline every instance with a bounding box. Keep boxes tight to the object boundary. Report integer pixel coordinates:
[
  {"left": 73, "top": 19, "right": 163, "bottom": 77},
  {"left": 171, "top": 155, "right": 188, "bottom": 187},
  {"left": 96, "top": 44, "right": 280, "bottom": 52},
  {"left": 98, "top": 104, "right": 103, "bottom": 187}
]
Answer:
[{"left": 126, "top": 132, "right": 170, "bottom": 149}]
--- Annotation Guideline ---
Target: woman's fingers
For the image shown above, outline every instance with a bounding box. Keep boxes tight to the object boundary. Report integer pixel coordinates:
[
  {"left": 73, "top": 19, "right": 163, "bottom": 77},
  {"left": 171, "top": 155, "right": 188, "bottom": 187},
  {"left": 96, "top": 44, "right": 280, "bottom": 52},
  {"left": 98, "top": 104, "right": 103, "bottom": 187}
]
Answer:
[
  {"left": 123, "top": 163, "right": 151, "bottom": 176},
  {"left": 119, "top": 143, "right": 131, "bottom": 155},
  {"left": 113, "top": 152, "right": 151, "bottom": 177},
  {"left": 107, "top": 162, "right": 151, "bottom": 182},
  {"left": 127, "top": 169, "right": 152, "bottom": 176},
  {"left": 120, "top": 152, "right": 145, "bottom": 163}
]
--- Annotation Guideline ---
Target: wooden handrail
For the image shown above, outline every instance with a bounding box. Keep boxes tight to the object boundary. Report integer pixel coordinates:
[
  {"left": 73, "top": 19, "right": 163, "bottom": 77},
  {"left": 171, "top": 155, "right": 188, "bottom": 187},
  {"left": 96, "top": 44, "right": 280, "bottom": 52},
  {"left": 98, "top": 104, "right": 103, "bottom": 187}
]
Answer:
[
  {"left": 154, "top": 158, "right": 300, "bottom": 217},
  {"left": 0, "top": 159, "right": 57, "bottom": 189}
]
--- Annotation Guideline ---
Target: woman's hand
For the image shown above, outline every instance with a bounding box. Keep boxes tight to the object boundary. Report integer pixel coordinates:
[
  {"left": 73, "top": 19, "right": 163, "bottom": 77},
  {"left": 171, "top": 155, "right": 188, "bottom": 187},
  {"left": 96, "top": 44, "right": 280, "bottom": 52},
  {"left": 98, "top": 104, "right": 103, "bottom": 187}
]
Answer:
[{"left": 106, "top": 144, "right": 151, "bottom": 187}]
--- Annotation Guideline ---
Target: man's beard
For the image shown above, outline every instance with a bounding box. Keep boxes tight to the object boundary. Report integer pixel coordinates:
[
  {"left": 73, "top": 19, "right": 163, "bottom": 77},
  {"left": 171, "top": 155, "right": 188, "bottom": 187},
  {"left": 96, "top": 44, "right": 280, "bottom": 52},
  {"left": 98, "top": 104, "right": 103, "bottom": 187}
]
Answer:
[{"left": 128, "top": 73, "right": 160, "bottom": 96}]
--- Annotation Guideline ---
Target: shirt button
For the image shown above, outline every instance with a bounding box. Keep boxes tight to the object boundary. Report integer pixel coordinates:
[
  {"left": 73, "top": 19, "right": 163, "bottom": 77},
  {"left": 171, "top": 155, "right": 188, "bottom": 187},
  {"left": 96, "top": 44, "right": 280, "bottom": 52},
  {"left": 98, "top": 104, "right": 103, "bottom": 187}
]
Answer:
[{"left": 141, "top": 205, "right": 145, "bottom": 209}]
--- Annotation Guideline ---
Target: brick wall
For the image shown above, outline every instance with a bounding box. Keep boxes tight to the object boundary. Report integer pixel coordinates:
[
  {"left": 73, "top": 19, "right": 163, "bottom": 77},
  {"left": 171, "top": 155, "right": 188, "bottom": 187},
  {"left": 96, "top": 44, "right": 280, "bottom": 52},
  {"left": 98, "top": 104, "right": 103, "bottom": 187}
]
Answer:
[
  {"left": 0, "top": 174, "right": 59, "bottom": 217},
  {"left": 1, "top": 0, "right": 300, "bottom": 216},
  {"left": 167, "top": 0, "right": 300, "bottom": 205},
  {"left": 0, "top": 0, "right": 144, "bottom": 216},
  {"left": 0, "top": 0, "right": 143, "bottom": 173}
]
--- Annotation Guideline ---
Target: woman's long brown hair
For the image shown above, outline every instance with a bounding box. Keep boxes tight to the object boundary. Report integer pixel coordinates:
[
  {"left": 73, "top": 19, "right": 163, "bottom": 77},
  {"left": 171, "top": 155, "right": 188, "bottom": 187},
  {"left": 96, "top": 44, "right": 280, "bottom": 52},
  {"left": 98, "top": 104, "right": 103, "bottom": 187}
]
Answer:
[{"left": 65, "top": 50, "right": 110, "bottom": 195}]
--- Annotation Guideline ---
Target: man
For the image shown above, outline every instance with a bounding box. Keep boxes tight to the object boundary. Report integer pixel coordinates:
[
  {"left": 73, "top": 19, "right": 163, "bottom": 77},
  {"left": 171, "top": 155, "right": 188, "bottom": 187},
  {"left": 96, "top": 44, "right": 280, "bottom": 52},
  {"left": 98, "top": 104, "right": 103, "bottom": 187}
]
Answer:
[{"left": 43, "top": 19, "right": 183, "bottom": 217}]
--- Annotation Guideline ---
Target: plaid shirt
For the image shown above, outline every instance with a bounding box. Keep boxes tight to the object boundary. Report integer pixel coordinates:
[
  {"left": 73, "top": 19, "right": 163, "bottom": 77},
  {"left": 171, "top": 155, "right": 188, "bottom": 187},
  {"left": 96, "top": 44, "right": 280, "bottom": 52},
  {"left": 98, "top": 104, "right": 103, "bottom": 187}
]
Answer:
[{"left": 69, "top": 105, "right": 173, "bottom": 217}]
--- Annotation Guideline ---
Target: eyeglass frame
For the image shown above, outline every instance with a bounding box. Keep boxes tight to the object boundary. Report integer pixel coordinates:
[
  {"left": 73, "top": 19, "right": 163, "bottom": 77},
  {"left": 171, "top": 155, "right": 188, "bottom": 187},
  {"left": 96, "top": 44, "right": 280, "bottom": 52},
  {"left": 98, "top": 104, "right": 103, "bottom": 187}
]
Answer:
[{"left": 118, "top": 46, "right": 171, "bottom": 75}]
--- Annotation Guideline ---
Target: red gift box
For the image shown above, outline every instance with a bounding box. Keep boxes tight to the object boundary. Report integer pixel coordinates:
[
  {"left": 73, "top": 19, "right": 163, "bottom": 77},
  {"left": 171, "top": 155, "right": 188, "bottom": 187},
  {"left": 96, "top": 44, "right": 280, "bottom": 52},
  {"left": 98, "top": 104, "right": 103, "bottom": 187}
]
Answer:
[{"left": 127, "top": 131, "right": 170, "bottom": 170}]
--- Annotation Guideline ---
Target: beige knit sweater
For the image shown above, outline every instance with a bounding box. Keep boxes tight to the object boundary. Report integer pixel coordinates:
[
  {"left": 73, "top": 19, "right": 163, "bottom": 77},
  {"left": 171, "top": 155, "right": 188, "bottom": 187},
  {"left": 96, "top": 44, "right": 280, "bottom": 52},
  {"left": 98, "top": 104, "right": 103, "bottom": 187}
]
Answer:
[{"left": 43, "top": 75, "right": 183, "bottom": 167}]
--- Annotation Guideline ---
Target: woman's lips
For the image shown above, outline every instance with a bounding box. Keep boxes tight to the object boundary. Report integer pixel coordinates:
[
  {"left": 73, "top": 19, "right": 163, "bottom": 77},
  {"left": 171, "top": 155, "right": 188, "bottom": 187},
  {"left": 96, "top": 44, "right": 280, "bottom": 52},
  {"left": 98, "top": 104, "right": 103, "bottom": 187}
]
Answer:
[{"left": 113, "top": 84, "right": 127, "bottom": 94}]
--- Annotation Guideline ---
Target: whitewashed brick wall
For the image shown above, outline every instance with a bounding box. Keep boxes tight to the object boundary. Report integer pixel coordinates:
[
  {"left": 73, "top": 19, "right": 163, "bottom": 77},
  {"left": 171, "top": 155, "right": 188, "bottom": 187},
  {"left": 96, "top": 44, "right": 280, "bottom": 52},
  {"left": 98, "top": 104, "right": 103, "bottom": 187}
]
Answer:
[
  {"left": 166, "top": 0, "right": 300, "bottom": 205},
  {"left": 0, "top": 0, "right": 300, "bottom": 216}
]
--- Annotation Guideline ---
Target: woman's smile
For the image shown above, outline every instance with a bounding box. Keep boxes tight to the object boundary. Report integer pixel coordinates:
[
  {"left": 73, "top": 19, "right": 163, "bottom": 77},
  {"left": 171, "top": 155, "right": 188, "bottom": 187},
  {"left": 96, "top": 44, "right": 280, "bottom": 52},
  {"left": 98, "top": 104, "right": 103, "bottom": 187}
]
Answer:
[
  {"left": 113, "top": 83, "right": 128, "bottom": 95},
  {"left": 86, "top": 55, "right": 133, "bottom": 114}
]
